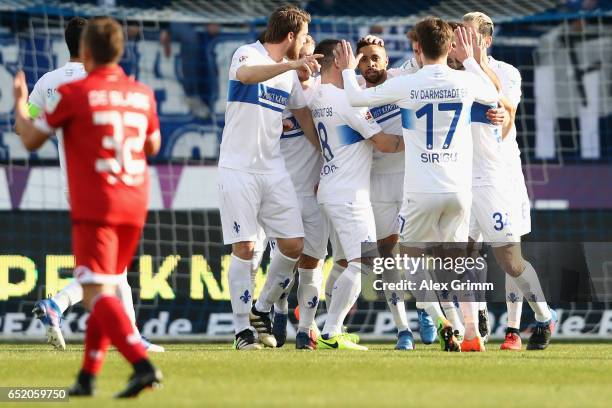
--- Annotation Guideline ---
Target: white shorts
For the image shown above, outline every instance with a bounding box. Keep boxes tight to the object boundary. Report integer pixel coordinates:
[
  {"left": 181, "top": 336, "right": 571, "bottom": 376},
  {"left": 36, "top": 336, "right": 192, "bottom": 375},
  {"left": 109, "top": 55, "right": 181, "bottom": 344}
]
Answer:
[
  {"left": 299, "top": 195, "right": 329, "bottom": 259},
  {"left": 269, "top": 195, "right": 329, "bottom": 259},
  {"left": 469, "top": 185, "right": 520, "bottom": 245},
  {"left": 399, "top": 192, "right": 471, "bottom": 244},
  {"left": 511, "top": 169, "right": 531, "bottom": 236},
  {"left": 218, "top": 168, "right": 304, "bottom": 245},
  {"left": 329, "top": 226, "right": 345, "bottom": 262},
  {"left": 254, "top": 225, "right": 267, "bottom": 252},
  {"left": 322, "top": 201, "right": 376, "bottom": 262},
  {"left": 371, "top": 172, "right": 403, "bottom": 240}
]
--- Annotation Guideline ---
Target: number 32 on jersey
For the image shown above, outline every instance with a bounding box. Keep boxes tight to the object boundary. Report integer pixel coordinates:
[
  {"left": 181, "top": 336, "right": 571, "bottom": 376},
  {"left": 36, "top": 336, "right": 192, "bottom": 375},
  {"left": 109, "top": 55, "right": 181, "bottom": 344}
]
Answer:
[{"left": 93, "top": 110, "right": 148, "bottom": 186}]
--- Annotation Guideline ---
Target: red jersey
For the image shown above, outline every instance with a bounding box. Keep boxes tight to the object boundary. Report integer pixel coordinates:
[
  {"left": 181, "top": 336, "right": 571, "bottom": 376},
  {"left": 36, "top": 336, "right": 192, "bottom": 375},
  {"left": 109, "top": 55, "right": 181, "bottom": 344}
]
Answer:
[{"left": 35, "top": 65, "right": 160, "bottom": 226}]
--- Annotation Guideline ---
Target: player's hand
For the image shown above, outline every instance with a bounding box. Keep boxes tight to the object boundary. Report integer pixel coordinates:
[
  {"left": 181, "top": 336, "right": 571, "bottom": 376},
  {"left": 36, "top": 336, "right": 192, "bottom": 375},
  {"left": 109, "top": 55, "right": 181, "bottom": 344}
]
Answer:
[
  {"left": 282, "top": 118, "right": 294, "bottom": 132},
  {"left": 486, "top": 104, "right": 506, "bottom": 126},
  {"left": 13, "top": 70, "right": 29, "bottom": 105},
  {"left": 334, "top": 40, "right": 362, "bottom": 71},
  {"left": 359, "top": 35, "right": 384, "bottom": 47},
  {"left": 453, "top": 26, "right": 474, "bottom": 63},
  {"left": 470, "top": 29, "right": 487, "bottom": 65},
  {"left": 292, "top": 54, "right": 323, "bottom": 77}
]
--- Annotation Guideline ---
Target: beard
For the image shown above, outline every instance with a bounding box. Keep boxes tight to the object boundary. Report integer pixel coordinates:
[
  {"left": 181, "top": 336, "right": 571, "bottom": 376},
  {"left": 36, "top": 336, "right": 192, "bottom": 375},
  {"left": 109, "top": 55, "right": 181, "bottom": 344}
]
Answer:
[
  {"left": 286, "top": 41, "right": 300, "bottom": 60},
  {"left": 364, "top": 69, "right": 385, "bottom": 85}
]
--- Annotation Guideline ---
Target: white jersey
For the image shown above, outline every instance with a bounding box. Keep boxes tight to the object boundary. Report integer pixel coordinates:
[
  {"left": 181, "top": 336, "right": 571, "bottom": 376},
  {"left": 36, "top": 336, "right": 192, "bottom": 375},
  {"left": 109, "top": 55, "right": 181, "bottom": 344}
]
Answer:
[
  {"left": 488, "top": 56, "right": 523, "bottom": 175},
  {"left": 219, "top": 41, "right": 307, "bottom": 174},
  {"left": 366, "top": 69, "right": 409, "bottom": 174},
  {"left": 309, "top": 83, "right": 381, "bottom": 204},
  {"left": 28, "top": 61, "right": 86, "bottom": 192},
  {"left": 357, "top": 59, "right": 419, "bottom": 174},
  {"left": 280, "top": 79, "right": 322, "bottom": 196},
  {"left": 343, "top": 58, "right": 499, "bottom": 193},
  {"left": 471, "top": 102, "right": 504, "bottom": 187}
]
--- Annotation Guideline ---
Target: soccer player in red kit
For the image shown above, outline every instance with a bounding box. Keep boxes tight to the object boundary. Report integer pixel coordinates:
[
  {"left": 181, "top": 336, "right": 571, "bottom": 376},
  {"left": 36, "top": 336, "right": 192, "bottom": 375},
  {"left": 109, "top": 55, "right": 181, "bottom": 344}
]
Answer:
[{"left": 13, "top": 17, "right": 162, "bottom": 398}]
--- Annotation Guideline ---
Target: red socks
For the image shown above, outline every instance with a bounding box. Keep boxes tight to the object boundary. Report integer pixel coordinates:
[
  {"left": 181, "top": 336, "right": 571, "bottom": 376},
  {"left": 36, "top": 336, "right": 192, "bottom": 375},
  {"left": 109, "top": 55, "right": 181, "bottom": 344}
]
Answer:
[
  {"left": 82, "top": 294, "right": 147, "bottom": 375},
  {"left": 82, "top": 311, "right": 110, "bottom": 375}
]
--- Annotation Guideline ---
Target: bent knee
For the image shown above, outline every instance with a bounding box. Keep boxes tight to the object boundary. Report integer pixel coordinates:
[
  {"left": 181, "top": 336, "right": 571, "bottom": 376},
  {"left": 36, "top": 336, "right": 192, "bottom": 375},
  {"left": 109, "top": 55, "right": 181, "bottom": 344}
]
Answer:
[
  {"left": 232, "top": 241, "right": 255, "bottom": 260},
  {"left": 501, "top": 259, "right": 525, "bottom": 277},
  {"left": 277, "top": 237, "right": 303, "bottom": 259}
]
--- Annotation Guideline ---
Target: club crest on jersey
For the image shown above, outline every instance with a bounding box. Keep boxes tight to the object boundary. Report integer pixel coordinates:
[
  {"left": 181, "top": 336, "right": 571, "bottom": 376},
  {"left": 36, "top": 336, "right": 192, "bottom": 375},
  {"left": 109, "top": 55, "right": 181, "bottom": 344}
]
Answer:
[
  {"left": 364, "top": 110, "right": 374, "bottom": 123},
  {"left": 46, "top": 90, "right": 62, "bottom": 114},
  {"left": 238, "top": 55, "right": 248, "bottom": 62}
]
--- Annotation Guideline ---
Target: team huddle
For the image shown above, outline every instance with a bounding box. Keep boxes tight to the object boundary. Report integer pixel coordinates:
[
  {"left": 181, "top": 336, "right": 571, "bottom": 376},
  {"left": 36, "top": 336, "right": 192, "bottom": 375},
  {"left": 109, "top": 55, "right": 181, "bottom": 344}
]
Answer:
[
  {"left": 218, "top": 6, "right": 557, "bottom": 353},
  {"left": 11, "top": 4, "right": 557, "bottom": 400}
]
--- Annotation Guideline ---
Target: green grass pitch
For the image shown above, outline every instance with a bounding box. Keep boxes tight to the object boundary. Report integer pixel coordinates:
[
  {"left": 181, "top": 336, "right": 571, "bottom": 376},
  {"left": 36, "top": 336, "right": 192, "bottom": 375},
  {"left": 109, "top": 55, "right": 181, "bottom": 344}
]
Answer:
[{"left": 1, "top": 342, "right": 612, "bottom": 407}]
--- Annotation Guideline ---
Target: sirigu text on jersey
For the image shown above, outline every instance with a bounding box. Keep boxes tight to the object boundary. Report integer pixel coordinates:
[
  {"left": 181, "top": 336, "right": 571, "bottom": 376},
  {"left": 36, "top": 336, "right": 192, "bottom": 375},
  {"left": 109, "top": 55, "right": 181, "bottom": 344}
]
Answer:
[{"left": 420, "top": 152, "right": 459, "bottom": 163}]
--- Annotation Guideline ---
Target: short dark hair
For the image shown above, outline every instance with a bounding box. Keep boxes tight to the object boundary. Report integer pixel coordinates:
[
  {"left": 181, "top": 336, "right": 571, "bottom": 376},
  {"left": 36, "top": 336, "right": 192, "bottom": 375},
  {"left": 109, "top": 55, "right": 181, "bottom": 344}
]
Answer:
[
  {"left": 313, "top": 39, "right": 340, "bottom": 72},
  {"left": 355, "top": 38, "right": 384, "bottom": 54},
  {"left": 65, "top": 17, "right": 87, "bottom": 58},
  {"left": 414, "top": 17, "right": 453, "bottom": 60},
  {"left": 82, "top": 17, "right": 124, "bottom": 65},
  {"left": 447, "top": 21, "right": 464, "bottom": 31},
  {"left": 264, "top": 5, "right": 310, "bottom": 44}
]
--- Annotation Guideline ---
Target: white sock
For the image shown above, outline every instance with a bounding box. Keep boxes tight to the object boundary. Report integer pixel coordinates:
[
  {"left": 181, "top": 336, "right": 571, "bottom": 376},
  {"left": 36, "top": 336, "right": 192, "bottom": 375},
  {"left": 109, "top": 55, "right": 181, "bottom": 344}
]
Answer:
[
  {"left": 511, "top": 261, "right": 552, "bottom": 322},
  {"left": 116, "top": 272, "right": 138, "bottom": 333},
  {"left": 471, "top": 254, "right": 488, "bottom": 311},
  {"left": 324, "top": 263, "right": 345, "bottom": 313},
  {"left": 52, "top": 279, "right": 83, "bottom": 312},
  {"left": 459, "top": 302, "right": 478, "bottom": 339},
  {"left": 423, "top": 302, "right": 444, "bottom": 322},
  {"left": 408, "top": 266, "right": 444, "bottom": 322},
  {"left": 297, "top": 266, "right": 323, "bottom": 333},
  {"left": 250, "top": 250, "right": 264, "bottom": 289},
  {"left": 322, "top": 262, "right": 363, "bottom": 337},
  {"left": 441, "top": 301, "right": 465, "bottom": 336},
  {"left": 273, "top": 271, "right": 295, "bottom": 315},
  {"left": 228, "top": 254, "right": 253, "bottom": 334},
  {"left": 505, "top": 272, "right": 523, "bottom": 329},
  {"left": 255, "top": 250, "right": 298, "bottom": 313},
  {"left": 382, "top": 268, "right": 409, "bottom": 332}
]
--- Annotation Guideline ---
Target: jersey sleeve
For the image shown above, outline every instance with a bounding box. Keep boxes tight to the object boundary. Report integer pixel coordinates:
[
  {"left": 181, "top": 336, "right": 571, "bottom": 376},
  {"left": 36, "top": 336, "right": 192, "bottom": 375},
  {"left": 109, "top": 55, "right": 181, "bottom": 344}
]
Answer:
[
  {"left": 33, "top": 84, "right": 73, "bottom": 134},
  {"left": 500, "top": 65, "right": 522, "bottom": 108},
  {"left": 343, "top": 104, "right": 382, "bottom": 140},
  {"left": 342, "top": 69, "right": 406, "bottom": 107},
  {"left": 28, "top": 76, "right": 46, "bottom": 119},
  {"left": 229, "top": 45, "right": 257, "bottom": 79},
  {"left": 463, "top": 58, "right": 500, "bottom": 105},
  {"left": 286, "top": 72, "right": 306, "bottom": 109}
]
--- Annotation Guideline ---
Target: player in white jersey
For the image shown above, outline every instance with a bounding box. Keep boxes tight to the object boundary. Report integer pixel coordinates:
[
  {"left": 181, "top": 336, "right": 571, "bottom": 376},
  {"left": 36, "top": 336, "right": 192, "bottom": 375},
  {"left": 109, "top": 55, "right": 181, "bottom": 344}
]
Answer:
[
  {"left": 218, "top": 6, "right": 324, "bottom": 350},
  {"left": 339, "top": 19, "right": 501, "bottom": 351},
  {"left": 24, "top": 17, "right": 164, "bottom": 353},
  {"left": 266, "top": 36, "right": 328, "bottom": 350},
  {"left": 463, "top": 12, "right": 557, "bottom": 351},
  {"left": 309, "top": 39, "right": 404, "bottom": 351},
  {"left": 352, "top": 36, "right": 439, "bottom": 349}
]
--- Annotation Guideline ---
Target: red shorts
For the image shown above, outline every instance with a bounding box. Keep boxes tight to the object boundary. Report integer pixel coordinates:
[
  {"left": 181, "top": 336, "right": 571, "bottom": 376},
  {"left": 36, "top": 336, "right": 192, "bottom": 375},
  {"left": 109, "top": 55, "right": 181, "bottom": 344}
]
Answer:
[{"left": 72, "top": 221, "right": 143, "bottom": 285}]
